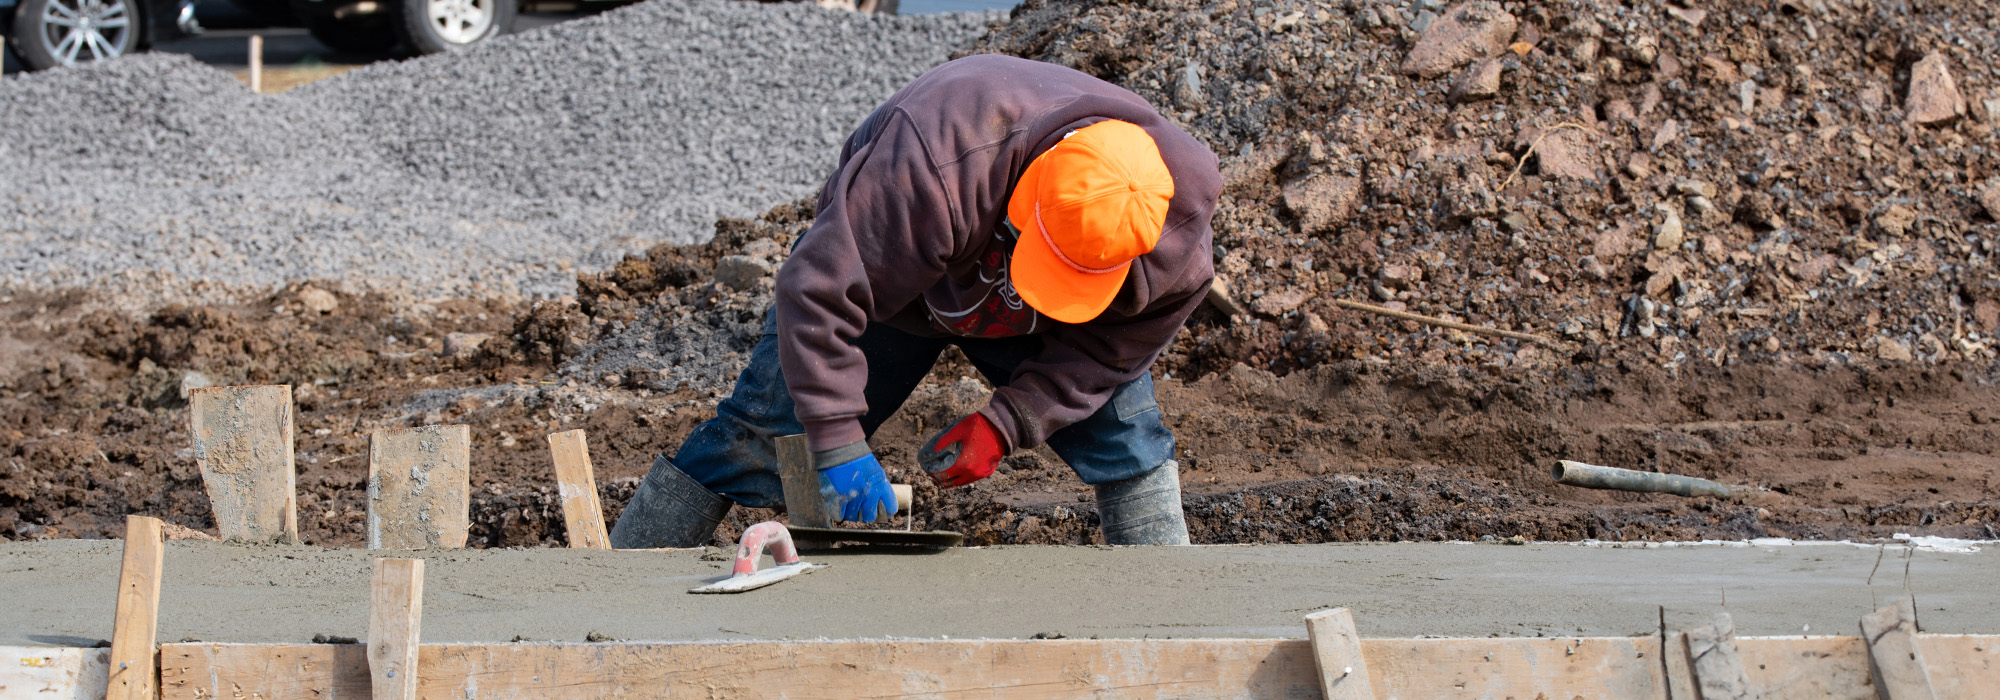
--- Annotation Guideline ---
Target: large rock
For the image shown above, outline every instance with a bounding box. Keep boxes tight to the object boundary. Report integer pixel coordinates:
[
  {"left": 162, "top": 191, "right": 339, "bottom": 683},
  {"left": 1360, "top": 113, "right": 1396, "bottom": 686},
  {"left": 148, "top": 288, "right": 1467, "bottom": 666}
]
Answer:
[
  {"left": 1525, "top": 127, "right": 1599, "bottom": 181},
  {"left": 1875, "top": 205, "right": 1918, "bottom": 237},
  {"left": 296, "top": 287, "right": 339, "bottom": 315},
  {"left": 1402, "top": 2, "right": 1517, "bottom": 79},
  {"left": 1282, "top": 174, "right": 1362, "bottom": 235},
  {"left": 1252, "top": 288, "right": 1308, "bottom": 317},
  {"left": 714, "top": 255, "right": 773, "bottom": 291},
  {"left": 1448, "top": 58, "right": 1504, "bottom": 103},
  {"left": 1979, "top": 181, "right": 2000, "bottom": 221},
  {"left": 1905, "top": 51, "right": 1966, "bottom": 125},
  {"left": 442, "top": 332, "right": 491, "bottom": 360}
]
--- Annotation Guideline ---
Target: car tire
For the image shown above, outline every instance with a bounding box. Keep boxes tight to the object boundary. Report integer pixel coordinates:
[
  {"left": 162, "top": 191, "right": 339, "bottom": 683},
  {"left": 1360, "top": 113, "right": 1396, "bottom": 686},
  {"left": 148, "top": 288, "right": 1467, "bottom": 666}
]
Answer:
[
  {"left": 9, "top": 0, "right": 141, "bottom": 70},
  {"left": 395, "top": 0, "right": 512, "bottom": 55},
  {"left": 303, "top": 14, "right": 398, "bottom": 54}
]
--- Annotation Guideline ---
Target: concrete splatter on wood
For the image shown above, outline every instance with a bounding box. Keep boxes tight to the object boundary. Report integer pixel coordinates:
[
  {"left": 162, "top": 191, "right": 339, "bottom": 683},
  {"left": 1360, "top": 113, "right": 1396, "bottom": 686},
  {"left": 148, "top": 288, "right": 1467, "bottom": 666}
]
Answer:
[
  {"left": 368, "top": 425, "right": 471, "bottom": 550},
  {"left": 188, "top": 385, "right": 298, "bottom": 544}
]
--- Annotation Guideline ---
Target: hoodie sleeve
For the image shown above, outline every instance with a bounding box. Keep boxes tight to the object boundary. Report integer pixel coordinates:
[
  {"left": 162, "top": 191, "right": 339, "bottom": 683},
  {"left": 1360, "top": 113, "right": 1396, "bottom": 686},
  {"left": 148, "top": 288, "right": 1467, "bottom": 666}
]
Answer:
[
  {"left": 776, "top": 107, "right": 957, "bottom": 452},
  {"left": 979, "top": 270, "right": 1208, "bottom": 451}
]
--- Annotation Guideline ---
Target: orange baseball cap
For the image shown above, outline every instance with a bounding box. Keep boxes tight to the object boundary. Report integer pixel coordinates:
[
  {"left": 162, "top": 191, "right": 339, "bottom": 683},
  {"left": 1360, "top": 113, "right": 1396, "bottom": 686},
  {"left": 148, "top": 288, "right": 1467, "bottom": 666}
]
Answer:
[{"left": 1008, "top": 120, "right": 1175, "bottom": 324}]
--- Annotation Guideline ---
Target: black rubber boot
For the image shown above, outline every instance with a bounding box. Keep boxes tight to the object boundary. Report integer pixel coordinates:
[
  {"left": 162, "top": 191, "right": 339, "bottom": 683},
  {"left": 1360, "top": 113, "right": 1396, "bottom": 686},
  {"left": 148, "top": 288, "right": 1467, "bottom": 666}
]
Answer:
[
  {"left": 609, "top": 454, "right": 733, "bottom": 549},
  {"left": 1093, "top": 460, "right": 1191, "bottom": 545}
]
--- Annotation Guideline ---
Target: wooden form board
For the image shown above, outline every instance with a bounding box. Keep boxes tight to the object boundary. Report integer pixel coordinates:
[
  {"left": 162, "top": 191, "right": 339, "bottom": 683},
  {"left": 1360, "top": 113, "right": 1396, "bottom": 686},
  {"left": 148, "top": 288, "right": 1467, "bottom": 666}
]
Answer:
[
  {"left": 0, "top": 647, "right": 109, "bottom": 700},
  {"left": 188, "top": 385, "right": 298, "bottom": 543},
  {"left": 105, "top": 516, "right": 165, "bottom": 700},
  {"left": 155, "top": 635, "right": 2000, "bottom": 700},
  {"left": 545, "top": 430, "right": 609, "bottom": 549},
  {"left": 367, "top": 425, "right": 471, "bottom": 549}
]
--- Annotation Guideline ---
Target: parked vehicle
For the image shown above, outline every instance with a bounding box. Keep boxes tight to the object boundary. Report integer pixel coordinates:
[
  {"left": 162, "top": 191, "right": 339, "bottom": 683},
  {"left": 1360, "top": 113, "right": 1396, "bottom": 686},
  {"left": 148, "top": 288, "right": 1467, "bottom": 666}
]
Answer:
[
  {"left": 3, "top": 0, "right": 200, "bottom": 69},
  {"left": 275, "top": 0, "right": 896, "bottom": 57},
  {"left": 275, "top": 0, "right": 509, "bottom": 55}
]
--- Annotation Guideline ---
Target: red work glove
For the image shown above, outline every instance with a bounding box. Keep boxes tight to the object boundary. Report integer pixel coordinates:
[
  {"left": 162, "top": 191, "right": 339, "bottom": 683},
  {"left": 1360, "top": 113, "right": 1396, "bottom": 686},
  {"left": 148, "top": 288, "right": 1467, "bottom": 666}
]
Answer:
[{"left": 918, "top": 413, "right": 1006, "bottom": 488}]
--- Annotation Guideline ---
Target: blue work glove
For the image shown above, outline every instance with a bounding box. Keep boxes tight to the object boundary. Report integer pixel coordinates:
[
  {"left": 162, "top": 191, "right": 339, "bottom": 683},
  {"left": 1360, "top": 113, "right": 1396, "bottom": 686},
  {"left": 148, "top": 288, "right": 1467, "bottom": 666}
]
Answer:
[{"left": 814, "top": 442, "right": 899, "bottom": 523}]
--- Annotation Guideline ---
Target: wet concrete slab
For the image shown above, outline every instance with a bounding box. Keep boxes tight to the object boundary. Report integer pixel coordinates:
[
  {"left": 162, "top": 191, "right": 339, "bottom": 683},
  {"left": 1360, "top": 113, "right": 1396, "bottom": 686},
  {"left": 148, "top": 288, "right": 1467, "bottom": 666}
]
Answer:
[{"left": 2, "top": 539, "right": 1991, "bottom": 646}]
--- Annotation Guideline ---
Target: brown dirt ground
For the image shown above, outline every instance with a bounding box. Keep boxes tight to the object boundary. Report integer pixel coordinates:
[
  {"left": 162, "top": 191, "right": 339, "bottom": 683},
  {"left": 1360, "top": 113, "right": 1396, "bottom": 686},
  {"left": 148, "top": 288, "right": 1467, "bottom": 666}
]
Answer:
[
  {"left": 7, "top": 0, "right": 2000, "bottom": 547},
  {"left": 3, "top": 268, "right": 1993, "bottom": 547}
]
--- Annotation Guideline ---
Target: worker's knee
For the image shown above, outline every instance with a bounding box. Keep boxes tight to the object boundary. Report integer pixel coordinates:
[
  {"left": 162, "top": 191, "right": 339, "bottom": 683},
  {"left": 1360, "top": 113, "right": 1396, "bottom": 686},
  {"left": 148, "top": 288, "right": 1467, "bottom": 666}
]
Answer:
[{"left": 1044, "top": 372, "right": 1176, "bottom": 485}]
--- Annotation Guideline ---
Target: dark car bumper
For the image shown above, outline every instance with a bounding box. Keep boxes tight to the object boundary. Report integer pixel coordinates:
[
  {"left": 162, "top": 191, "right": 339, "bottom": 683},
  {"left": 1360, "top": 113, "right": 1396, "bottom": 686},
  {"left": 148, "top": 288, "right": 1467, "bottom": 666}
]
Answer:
[{"left": 148, "top": 0, "right": 202, "bottom": 45}]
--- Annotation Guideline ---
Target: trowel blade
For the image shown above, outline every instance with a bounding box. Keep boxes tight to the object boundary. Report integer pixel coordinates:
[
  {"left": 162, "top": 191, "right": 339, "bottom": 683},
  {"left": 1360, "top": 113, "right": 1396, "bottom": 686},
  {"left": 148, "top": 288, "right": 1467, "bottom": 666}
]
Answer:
[
  {"left": 688, "top": 562, "right": 825, "bottom": 594},
  {"left": 788, "top": 526, "right": 963, "bottom": 548}
]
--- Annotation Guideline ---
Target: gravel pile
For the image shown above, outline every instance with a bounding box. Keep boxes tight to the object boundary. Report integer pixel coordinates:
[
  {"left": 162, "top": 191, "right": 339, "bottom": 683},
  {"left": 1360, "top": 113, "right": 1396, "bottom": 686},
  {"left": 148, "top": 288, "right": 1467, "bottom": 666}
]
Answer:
[{"left": 0, "top": 0, "right": 993, "bottom": 303}]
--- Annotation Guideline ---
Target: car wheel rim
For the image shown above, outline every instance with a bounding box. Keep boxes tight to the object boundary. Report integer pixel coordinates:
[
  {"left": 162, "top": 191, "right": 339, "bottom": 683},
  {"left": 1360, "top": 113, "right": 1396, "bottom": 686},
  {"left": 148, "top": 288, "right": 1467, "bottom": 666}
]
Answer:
[
  {"left": 426, "top": 0, "right": 491, "bottom": 45},
  {"left": 39, "top": 0, "right": 131, "bottom": 66}
]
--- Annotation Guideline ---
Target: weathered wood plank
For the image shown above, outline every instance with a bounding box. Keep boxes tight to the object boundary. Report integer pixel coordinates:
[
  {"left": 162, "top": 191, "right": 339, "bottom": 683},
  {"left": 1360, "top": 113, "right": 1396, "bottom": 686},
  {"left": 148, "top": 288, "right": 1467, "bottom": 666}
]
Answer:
[
  {"left": 1915, "top": 635, "right": 2000, "bottom": 700},
  {"left": 1367, "top": 637, "right": 1665, "bottom": 699},
  {"left": 3, "top": 646, "right": 110, "bottom": 700},
  {"left": 367, "top": 559, "right": 424, "bottom": 700},
  {"left": 1737, "top": 636, "right": 1872, "bottom": 700},
  {"left": 188, "top": 385, "right": 298, "bottom": 543},
  {"left": 152, "top": 636, "right": 2000, "bottom": 700},
  {"left": 546, "top": 430, "right": 609, "bottom": 549},
  {"left": 1662, "top": 632, "right": 1698, "bottom": 700},
  {"left": 774, "top": 434, "right": 831, "bottom": 528},
  {"left": 105, "top": 515, "right": 165, "bottom": 700},
  {"left": 162, "top": 640, "right": 1317, "bottom": 700},
  {"left": 1304, "top": 608, "right": 1372, "bottom": 700},
  {"left": 1862, "top": 599, "right": 1939, "bottom": 700},
  {"left": 367, "top": 425, "right": 471, "bottom": 549}
]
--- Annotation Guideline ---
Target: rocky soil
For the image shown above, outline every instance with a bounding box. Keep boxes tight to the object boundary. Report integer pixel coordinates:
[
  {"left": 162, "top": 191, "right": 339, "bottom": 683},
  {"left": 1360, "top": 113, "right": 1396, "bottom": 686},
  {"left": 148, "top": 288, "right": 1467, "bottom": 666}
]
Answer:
[
  {"left": 3, "top": 205, "right": 1994, "bottom": 547},
  {"left": 967, "top": 0, "right": 2000, "bottom": 379},
  {"left": 3, "top": 0, "right": 1997, "bottom": 547}
]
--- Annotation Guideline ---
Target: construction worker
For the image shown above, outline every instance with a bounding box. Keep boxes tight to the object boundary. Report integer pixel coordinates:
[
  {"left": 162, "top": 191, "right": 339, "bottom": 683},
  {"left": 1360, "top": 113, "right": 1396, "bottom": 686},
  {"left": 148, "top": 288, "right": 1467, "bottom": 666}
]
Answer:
[{"left": 609, "top": 54, "right": 1219, "bottom": 548}]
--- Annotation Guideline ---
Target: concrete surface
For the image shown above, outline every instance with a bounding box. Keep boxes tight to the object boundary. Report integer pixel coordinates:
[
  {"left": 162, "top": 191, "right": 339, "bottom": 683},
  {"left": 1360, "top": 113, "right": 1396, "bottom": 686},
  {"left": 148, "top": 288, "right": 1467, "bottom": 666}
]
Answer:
[{"left": 2, "top": 540, "right": 1992, "bottom": 646}]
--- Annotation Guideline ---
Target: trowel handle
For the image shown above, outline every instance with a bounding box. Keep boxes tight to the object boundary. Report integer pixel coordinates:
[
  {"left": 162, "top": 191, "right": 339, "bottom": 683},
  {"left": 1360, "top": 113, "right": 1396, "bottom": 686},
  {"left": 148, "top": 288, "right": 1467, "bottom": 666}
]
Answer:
[
  {"left": 892, "top": 484, "right": 912, "bottom": 512},
  {"left": 734, "top": 521, "right": 801, "bottom": 576}
]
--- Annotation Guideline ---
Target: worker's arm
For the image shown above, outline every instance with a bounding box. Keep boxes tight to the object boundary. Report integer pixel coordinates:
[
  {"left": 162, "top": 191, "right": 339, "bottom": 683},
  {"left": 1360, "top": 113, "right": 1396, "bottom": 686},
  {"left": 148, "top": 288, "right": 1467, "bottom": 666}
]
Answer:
[
  {"left": 985, "top": 280, "right": 1206, "bottom": 451},
  {"left": 917, "top": 281, "right": 1205, "bottom": 487},
  {"left": 775, "top": 106, "right": 957, "bottom": 453}
]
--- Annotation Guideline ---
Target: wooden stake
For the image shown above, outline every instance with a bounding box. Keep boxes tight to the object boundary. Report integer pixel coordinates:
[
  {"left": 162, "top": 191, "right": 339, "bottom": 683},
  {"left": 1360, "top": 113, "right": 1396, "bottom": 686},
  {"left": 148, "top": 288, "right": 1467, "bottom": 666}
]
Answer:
[
  {"left": 248, "top": 35, "right": 263, "bottom": 93},
  {"left": 1861, "top": 599, "right": 1939, "bottom": 700},
  {"left": 367, "top": 425, "right": 471, "bottom": 550},
  {"left": 1661, "top": 631, "right": 1699, "bottom": 700},
  {"left": 188, "top": 385, "right": 298, "bottom": 544},
  {"left": 1684, "top": 612, "right": 1759, "bottom": 700},
  {"left": 367, "top": 559, "right": 423, "bottom": 700},
  {"left": 546, "top": 429, "right": 609, "bottom": 549},
  {"left": 775, "top": 434, "right": 831, "bottom": 529},
  {"left": 1332, "top": 299, "right": 1564, "bottom": 348},
  {"left": 106, "top": 516, "right": 165, "bottom": 700},
  {"left": 1304, "top": 608, "right": 1373, "bottom": 700}
]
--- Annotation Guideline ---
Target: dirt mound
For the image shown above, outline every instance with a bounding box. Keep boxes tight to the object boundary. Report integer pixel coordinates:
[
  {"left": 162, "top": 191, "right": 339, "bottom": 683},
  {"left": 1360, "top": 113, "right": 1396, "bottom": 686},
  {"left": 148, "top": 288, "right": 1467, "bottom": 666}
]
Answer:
[
  {"left": 4, "top": 245, "right": 1995, "bottom": 545},
  {"left": 5, "top": 0, "right": 1998, "bottom": 548},
  {"left": 965, "top": 0, "right": 2000, "bottom": 380}
]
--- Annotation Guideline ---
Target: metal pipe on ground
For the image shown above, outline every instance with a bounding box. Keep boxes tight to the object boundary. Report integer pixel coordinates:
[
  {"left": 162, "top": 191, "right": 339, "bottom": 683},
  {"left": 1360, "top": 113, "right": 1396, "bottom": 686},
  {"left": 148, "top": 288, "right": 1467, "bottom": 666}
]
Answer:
[{"left": 1551, "top": 460, "right": 1733, "bottom": 498}]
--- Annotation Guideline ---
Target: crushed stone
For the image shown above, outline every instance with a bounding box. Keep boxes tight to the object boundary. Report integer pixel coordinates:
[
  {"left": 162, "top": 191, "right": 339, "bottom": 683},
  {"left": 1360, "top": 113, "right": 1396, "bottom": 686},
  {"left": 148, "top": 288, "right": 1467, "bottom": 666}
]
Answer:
[{"left": 0, "top": 0, "right": 993, "bottom": 305}]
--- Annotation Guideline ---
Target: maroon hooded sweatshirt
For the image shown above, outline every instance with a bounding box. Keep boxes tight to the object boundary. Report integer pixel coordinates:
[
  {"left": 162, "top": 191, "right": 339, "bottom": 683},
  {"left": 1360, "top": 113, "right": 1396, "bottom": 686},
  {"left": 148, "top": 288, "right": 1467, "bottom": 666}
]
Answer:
[{"left": 775, "top": 54, "right": 1221, "bottom": 454}]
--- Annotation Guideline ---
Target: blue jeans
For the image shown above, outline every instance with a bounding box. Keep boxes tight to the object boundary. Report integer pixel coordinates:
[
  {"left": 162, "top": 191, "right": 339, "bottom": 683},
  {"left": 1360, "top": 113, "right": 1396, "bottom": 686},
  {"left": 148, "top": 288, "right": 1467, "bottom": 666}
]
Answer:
[{"left": 673, "top": 310, "right": 1177, "bottom": 508}]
